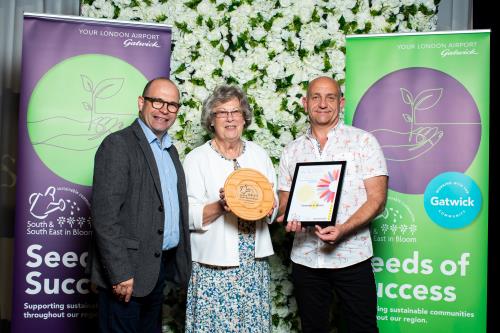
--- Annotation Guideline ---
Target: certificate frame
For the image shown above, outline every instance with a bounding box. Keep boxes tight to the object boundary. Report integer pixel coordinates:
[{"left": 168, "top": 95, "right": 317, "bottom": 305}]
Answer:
[{"left": 284, "top": 161, "right": 346, "bottom": 227}]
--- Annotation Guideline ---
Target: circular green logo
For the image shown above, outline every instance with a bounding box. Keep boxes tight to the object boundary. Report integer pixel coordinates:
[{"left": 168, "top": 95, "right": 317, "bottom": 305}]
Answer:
[{"left": 27, "top": 54, "right": 146, "bottom": 186}]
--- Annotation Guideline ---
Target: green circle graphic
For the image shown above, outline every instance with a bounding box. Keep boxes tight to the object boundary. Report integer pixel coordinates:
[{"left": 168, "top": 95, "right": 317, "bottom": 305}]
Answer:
[{"left": 27, "top": 54, "right": 146, "bottom": 186}]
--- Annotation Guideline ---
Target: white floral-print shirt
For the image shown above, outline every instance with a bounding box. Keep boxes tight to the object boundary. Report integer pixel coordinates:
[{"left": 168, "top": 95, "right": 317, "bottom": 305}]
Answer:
[{"left": 278, "top": 122, "right": 388, "bottom": 268}]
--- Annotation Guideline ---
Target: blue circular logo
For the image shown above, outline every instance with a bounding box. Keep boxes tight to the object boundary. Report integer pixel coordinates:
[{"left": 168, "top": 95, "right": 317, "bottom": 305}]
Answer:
[{"left": 424, "top": 172, "right": 482, "bottom": 229}]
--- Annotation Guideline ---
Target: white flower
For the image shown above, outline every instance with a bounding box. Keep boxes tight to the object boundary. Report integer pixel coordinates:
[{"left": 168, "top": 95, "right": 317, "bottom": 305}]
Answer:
[
  {"left": 196, "top": 1, "right": 217, "bottom": 17},
  {"left": 112, "top": 0, "right": 131, "bottom": 6},
  {"left": 251, "top": 27, "right": 267, "bottom": 41},
  {"left": 266, "top": 61, "right": 285, "bottom": 80},
  {"left": 333, "top": 0, "right": 357, "bottom": 11},
  {"left": 371, "top": 15, "right": 390, "bottom": 33},
  {"left": 402, "top": 0, "right": 416, "bottom": 5},
  {"left": 278, "top": 0, "right": 292, "bottom": 8}
]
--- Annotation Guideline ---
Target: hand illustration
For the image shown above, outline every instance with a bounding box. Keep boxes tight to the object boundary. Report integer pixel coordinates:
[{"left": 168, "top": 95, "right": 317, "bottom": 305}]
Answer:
[
  {"left": 29, "top": 116, "right": 125, "bottom": 151},
  {"left": 372, "top": 126, "right": 443, "bottom": 162}
]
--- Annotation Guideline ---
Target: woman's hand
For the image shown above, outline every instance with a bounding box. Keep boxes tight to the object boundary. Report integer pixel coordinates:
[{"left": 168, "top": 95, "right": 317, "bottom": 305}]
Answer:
[
  {"left": 267, "top": 198, "right": 277, "bottom": 217},
  {"left": 219, "top": 188, "right": 231, "bottom": 213}
]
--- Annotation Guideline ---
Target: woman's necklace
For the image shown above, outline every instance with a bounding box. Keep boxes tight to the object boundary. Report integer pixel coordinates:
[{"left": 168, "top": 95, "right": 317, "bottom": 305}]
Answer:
[{"left": 210, "top": 139, "right": 246, "bottom": 170}]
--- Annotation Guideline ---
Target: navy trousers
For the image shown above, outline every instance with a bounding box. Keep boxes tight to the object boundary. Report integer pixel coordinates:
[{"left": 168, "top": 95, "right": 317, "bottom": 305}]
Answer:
[
  {"left": 98, "top": 250, "right": 175, "bottom": 333},
  {"left": 292, "top": 259, "right": 379, "bottom": 333}
]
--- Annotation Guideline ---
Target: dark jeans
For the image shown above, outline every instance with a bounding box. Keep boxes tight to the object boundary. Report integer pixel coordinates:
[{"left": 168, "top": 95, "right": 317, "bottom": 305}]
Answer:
[
  {"left": 98, "top": 249, "right": 175, "bottom": 333},
  {"left": 292, "top": 259, "right": 379, "bottom": 333}
]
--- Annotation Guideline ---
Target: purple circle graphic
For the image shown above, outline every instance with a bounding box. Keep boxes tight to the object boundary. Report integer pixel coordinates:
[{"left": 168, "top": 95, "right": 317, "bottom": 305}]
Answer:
[{"left": 353, "top": 67, "right": 481, "bottom": 194}]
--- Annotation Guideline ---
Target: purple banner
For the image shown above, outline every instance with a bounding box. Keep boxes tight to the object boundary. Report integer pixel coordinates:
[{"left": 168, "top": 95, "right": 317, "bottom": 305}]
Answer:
[{"left": 12, "top": 13, "right": 172, "bottom": 332}]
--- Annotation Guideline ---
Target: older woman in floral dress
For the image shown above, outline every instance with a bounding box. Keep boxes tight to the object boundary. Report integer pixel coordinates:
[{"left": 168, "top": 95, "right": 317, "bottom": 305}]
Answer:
[{"left": 183, "top": 85, "right": 277, "bottom": 332}]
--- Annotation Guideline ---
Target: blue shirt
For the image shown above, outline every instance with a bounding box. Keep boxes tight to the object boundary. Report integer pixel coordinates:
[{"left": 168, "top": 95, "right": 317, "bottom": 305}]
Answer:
[{"left": 138, "top": 119, "right": 180, "bottom": 250}]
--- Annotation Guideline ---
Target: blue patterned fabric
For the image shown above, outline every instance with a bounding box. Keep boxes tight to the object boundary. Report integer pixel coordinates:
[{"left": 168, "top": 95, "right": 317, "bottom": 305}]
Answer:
[{"left": 185, "top": 219, "right": 271, "bottom": 332}]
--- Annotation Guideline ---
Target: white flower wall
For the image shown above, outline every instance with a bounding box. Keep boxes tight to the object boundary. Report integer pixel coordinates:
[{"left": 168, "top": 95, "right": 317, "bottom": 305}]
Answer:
[{"left": 81, "top": 0, "right": 439, "bottom": 331}]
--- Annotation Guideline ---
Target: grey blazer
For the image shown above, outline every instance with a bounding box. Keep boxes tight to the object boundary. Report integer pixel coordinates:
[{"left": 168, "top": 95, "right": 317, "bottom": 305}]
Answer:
[{"left": 87, "top": 119, "right": 191, "bottom": 297}]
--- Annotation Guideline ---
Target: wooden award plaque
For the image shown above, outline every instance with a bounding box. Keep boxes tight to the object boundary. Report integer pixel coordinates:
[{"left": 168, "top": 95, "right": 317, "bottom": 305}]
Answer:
[{"left": 224, "top": 168, "right": 274, "bottom": 221}]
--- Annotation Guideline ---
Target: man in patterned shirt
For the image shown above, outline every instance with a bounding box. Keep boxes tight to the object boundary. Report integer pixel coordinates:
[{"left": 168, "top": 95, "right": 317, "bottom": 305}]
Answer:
[{"left": 277, "top": 76, "right": 388, "bottom": 333}]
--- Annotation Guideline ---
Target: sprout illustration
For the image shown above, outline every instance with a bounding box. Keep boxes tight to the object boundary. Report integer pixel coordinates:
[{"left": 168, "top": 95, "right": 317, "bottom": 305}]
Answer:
[
  {"left": 400, "top": 88, "right": 443, "bottom": 142},
  {"left": 81, "top": 75, "right": 124, "bottom": 130}
]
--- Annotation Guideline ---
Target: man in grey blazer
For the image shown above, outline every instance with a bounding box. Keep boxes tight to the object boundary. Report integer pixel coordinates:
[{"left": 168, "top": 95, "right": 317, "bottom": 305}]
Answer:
[{"left": 88, "top": 77, "right": 191, "bottom": 333}]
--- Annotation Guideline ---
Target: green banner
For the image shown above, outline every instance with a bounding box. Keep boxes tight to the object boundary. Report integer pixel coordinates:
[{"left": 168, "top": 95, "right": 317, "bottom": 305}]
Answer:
[{"left": 345, "top": 31, "right": 489, "bottom": 332}]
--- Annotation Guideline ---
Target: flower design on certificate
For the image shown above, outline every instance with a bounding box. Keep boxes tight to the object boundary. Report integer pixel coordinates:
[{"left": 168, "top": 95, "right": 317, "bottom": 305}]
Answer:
[
  {"left": 296, "top": 184, "right": 314, "bottom": 203},
  {"left": 317, "top": 168, "right": 340, "bottom": 203}
]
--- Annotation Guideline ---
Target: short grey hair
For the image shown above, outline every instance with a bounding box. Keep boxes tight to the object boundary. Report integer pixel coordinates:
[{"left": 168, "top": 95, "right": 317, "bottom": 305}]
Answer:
[{"left": 201, "top": 85, "right": 252, "bottom": 133}]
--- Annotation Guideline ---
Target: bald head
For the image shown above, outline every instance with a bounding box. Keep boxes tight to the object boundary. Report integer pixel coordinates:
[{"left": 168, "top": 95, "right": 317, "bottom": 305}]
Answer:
[
  {"left": 306, "top": 76, "right": 341, "bottom": 98},
  {"left": 142, "top": 77, "right": 179, "bottom": 98}
]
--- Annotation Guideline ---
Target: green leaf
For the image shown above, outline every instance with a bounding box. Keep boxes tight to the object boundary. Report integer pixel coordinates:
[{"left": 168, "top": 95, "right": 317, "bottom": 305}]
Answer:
[
  {"left": 249, "top": 13, "right": 264, "bottom": 28},
  {"left": 183, "top": 99, "right": 199, "bottom": 109},
  {"left": 266, "top": 122, "right": 281, "bottom": 138},
  {"left": 227, "top": 76, "right": 239, "bottom": 85},
  {"left": 196, "top": 15, "right": 203, "bottom": 26},
  {"left": 280, "top": 98, "right": 287, "bottom": 112},
  {"left": 338, "top": 15, "right": 346, "bottom": 31},
  {"left": 276, "top": 75, "right": 293, "bottom": 92},
  {"left": 263, "top": 12, "right": 283, "bottom": 31},
  {"left": 403, "top": 4, "right": 418, "bottom": 17},
  {"left": 212, "top": 68, "right": 223, "bottom": 77},
  {"left": 311, "top": 8, "right": 320, "bottom": 22},
  {"left": 352, "top": 2, "right": 360, "bottom": 14},
  {"left": 418, "top": 3, "right": 435, "bottom": 15},
  {"left": 285, "top": 37, "right": 295, "bottom": 52},
  {"left": 174, "top": 130, "right": 185, "bottom": 140},
  {"left": 314, "top": 39, "right": 333, "bottom": 53},
  {"left": 191, "top": 78, "right": 206, "bottom": 87},
  {"left": 228, "top": 0, "right": 243, "bottom": 12},
  {"left": 206, "top": 17, "right": 215, "bottom": 30},
  {"left": 243, "top": 129, "right": 256, "bottom": 140},
  {"left": 243, "top": 77, "right": 257, "bottom": 90},
  {"left": 113, "top": 5, "right": 120, "bottom": 19},
  {"left": 173, "top": 63, "right": 187, "bottom": 75},
  {"left": 155, "top": 14, "right": 167, "bottom": 23},
  {"left": 254, "top": 113, "right": 264, "bottom": 128},
  {"left": 323, "top": 54, "right": 332, "bottom": 71},
  {"left": 175, "top": 21, "right": 192, "bottom": 34},
  {"left": 184, "top": 0, "right": 202, "bottom": 10},
  {"left": 291, "top": 15, "right": 302, "bottom": 33}
]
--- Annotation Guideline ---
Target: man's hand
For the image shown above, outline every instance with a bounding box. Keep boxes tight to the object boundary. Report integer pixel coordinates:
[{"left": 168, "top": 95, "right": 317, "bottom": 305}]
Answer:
[
  {"left": 314, "top": 225, "right": 345, "bottom": 245},
  {"left": 112, "top": 278, "right": 134, "bottom": 302},
  {"left": 276, "top": 215, "right": 306, "bottom": 233}
]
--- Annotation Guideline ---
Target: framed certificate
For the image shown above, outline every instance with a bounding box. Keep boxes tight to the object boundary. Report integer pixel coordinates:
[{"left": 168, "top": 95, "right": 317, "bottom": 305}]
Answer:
[{"left": 284, "top": 161, "right": 346, "bottom": 227}]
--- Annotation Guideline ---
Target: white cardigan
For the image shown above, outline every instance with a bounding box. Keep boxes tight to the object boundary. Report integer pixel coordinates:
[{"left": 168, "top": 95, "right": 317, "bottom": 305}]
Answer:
[{"left": 183, "top": 140, "right": 277, "bottom": 266}]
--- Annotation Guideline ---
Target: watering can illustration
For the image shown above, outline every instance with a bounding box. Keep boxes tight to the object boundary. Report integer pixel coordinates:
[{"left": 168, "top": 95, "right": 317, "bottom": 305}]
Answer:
[{"left": 29, "top": 186, "right": 66, "bottom": 219}]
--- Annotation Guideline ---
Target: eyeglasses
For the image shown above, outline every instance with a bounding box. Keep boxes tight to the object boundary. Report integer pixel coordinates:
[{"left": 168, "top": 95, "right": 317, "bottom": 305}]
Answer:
[
  {"left": 143, "top": 96, "right": 181, "bottom": 113},
  {"left": 212, "top": 109, "right": 244, "bottom": 119}
]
